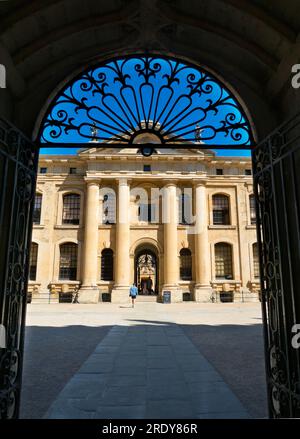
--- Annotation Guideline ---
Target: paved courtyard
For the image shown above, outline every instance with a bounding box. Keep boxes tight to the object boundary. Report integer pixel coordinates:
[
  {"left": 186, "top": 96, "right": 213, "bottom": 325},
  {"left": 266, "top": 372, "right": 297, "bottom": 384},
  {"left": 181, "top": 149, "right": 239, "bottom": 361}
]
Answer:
[{"left": 20, "top": 302, "right": 268, "bottom": 419}]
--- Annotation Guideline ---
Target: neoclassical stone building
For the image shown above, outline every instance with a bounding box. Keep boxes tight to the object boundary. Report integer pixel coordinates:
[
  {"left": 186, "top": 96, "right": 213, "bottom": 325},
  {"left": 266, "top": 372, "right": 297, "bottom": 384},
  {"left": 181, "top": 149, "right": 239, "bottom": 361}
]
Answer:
[{"left": 29, "top": 144, "right": 260, "bottom": 304}]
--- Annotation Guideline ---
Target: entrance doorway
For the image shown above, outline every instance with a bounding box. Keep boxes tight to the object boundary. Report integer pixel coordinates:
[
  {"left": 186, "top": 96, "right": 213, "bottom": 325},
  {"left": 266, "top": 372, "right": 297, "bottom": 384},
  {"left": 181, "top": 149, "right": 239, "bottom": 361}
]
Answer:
[{"left": 135, "top": 248, "right": 158, "bottom": 295}]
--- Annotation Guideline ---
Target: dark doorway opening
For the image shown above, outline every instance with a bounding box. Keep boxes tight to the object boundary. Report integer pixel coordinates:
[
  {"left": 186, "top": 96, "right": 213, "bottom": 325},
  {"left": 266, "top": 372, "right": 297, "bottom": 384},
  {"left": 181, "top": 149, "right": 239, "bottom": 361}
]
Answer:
[{"left": 134, "top": 248, "right": 159, "bottom": 295}]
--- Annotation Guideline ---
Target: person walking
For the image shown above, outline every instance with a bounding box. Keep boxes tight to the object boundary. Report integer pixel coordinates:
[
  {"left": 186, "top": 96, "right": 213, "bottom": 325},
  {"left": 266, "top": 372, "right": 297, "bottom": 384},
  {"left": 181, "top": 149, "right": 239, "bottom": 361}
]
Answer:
[{"left": 129, "top": 282, "right": 138, "bottom": 308}]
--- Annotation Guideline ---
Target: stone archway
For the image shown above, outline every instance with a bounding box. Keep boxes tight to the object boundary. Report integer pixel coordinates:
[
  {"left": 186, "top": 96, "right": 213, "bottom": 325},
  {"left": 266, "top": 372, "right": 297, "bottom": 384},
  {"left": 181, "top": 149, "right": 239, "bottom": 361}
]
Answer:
[
  {"left": 134, "top": 246, "right": 159, "bottom": 296},
  {"left": 0, "top": 32, "right": 299, "bottom": 418}
]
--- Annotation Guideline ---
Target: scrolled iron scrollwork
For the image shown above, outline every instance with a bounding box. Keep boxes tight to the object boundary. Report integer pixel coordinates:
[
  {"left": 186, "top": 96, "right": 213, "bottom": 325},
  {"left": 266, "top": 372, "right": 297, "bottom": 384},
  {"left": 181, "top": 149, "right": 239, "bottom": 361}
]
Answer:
[
  {"left": 0, "top": 119, "right": 38, "bottom": 419},
  {"left": 253, "top": 112, "right": 300, "bottom": 418},
  {"left": 39, "top": 54, "right": 253, "bottom": 146}
]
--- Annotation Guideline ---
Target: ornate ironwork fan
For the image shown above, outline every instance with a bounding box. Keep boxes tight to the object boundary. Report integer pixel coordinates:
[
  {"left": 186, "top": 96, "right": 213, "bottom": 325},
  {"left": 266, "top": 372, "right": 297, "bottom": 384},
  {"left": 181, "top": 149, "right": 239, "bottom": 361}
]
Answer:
[{"left": 39, "top": 54, "right": 253, "bottom": 147}]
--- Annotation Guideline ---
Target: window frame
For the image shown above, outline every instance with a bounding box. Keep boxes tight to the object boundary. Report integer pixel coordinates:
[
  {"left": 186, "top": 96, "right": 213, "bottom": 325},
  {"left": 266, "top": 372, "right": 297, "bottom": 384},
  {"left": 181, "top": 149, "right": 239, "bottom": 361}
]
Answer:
[
  {"left": 62, "top": 193, "right": 81, "bottom": 225},
  {"left": 29, "top": 242, "right": 38, "bottom": 281},
  {"left": 249, "top": 194, "right": 256, "bottom": 225},
  {"left": 252, "top": 243, "right": 260, "bottom": 279},
  {"left": 102, "top": 193, "right": 116, "bottom": 224},
  {"left": 179, "top": 193, "right": 193, "bottom": 225},
  {"left": 214, "top": 242, "right": 233, "bottom": 280},
  {"left": 212, "top": 194, "right": 230, "bottom": 225},
  {"left": 101, "top": 249, "right": 114, "bottom": 281},
  {"left": 59, "top": 243, "right": 78, "bottom": 281},
  {"left": 33, "top": 193, "right": 42, "bottom": 225},
  {"left": 179, "top": 248, "right": 192, "bottom": 281}
]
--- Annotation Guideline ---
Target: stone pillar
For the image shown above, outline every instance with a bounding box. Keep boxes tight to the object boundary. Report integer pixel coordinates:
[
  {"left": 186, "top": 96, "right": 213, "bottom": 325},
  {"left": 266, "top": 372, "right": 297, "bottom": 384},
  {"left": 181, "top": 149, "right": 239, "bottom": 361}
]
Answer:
[
  {"left": 111, "top": 178, "right": 131, "bottom": 303},
  {"left": 194, "top": 182, "right": 213, "bottom": 302},
  {"left": 162, "top": 181, "right": 182, "bottom": 302},
  {"left": 79, "top": 180, "right": 100, "bottom": 303}
]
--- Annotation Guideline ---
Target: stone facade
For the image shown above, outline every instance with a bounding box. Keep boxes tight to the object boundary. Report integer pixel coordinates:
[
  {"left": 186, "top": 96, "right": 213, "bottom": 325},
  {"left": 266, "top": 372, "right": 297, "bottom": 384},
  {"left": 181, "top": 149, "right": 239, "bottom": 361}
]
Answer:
[{"left": 29, "top": 146, "right": 260, "bottom": 304}]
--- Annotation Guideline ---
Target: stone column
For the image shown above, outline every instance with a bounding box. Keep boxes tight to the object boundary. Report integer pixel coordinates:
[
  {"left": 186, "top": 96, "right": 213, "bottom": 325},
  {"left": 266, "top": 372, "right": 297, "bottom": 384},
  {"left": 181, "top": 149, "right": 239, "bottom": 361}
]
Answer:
[
  {"left": 194, "top": 182, "right": 212, "bottom": 302},
  {"left": 79, "top": 180, "right": 100, "bottom": 303},
  {"left": 162, "top": 181, "right": 182, "bottom": 302},
  {"left": 111, "top": 178, "right": 131, "bottom": 303}
]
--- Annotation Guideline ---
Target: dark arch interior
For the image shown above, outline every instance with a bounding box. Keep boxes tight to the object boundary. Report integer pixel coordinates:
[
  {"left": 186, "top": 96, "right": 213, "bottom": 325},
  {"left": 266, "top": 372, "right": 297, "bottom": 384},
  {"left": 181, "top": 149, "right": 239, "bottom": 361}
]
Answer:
[{"left": 134, "top": 246, "right": 159, "bottom": 295}]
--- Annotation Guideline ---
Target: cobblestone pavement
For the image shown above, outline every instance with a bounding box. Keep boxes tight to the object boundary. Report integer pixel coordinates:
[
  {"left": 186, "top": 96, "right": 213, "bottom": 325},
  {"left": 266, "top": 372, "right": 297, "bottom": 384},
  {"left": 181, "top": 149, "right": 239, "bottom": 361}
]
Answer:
[{"left": 20, "top": 302, "right": 267, "bottom": 419}]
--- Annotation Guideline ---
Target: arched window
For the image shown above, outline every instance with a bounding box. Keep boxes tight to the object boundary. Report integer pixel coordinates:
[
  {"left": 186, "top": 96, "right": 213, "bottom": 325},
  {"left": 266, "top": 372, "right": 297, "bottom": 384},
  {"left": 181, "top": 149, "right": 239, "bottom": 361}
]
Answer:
[
  {"left": 138, "top": 203, "right": 155, "bottom": 222},
  {"left": 249, "top": 194, "right": 256, "bottom": 224},
  {"left": 213, "top": 194, "right": 230, "bottom": 225},
  {"left": 215, "top": 243, "right": 233, "bottom": 279},
  {"left": 33, "top": 194, "right": 42, "bottom": 225},
  {"left": 59, "top": 243, "right": 78, "bottom": 280},
  {"left": 103, "top": 193, "right": 116, "bottom": 224},
  {"left": 101, "top": 249, "right": 114, "bottom": 281},
  {"left": 180, "top": 249, "right": 192, "bottom": 280},
  {"left": 29, "top": 243, "right": 38, "bottom": 281},
  {"left": 62, "top": 194, "right": 80, "bottom": 225},
  {"left": 253, "top": 243, "right": 260, "bottom": 278},
  {"left": 179, "top": 193, "right": 193, "bottom": 225},
  {"left": 39, "top": 55, "right": 252, "bottom": 147}
]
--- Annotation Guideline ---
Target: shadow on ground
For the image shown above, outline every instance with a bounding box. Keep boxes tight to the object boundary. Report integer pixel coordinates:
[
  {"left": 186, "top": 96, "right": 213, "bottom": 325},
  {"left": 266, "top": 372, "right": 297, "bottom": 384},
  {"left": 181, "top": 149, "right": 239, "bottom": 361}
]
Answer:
[
  {"left": 20, "top": 321, "right": 267, "bottom": 419},
  {"left": 21, "top": 325, "right": 112, "bottom": 419}
]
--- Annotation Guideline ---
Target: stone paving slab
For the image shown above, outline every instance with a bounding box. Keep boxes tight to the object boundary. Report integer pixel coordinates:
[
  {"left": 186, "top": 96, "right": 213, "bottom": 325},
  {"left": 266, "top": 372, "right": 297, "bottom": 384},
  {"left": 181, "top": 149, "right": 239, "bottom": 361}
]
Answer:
[{"left": 45, "top": 322, "right": 250, "bottom": 419}]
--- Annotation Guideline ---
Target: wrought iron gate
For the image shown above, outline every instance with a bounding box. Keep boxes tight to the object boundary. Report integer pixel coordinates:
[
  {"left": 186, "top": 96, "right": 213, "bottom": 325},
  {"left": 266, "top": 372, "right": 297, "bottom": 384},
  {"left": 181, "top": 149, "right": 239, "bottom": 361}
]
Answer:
[
  {"left": 0, "top": 110, "right": 300, "bottom": 418},
  {"left": 0, "top": 118, "right": 38, "bottom": 419},
  {"left": 253, "top": 113, "right": 300, "bottom": 418}
]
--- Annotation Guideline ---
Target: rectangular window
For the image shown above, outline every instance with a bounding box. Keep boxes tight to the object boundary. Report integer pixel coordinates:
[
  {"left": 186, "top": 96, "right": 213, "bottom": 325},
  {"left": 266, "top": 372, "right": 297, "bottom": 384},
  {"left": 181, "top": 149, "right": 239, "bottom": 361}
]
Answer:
[
  {"left": 143, "top": 165, "right": 151, "bottom": 172},
  {"left": 40, "top": 167, "right": 47, "bottom": 174},
  {"left": 101, "top": 250, "right": 114, "bottom": 281},
  {"left": 139, "top": 204, "right": 154, "bottom": 222},
  {"left": 180, "top": 250, "right": 192, "bottom": 280},
  {"left": 250, "top": 195, "right": 256, "bottom": 224},
  {"left": 213, "top": 195, "right": 230, "bottom": 225},
  {"left": 253, "top": 246, "right": 260, "bottom": 278},
  {"left": 179, "top": 194, "right": 193, "bottom": 225},
  {"left": 59, "top": 244, "right": 78, "bottom": 280},
  {"left": 245, "top": 169, "right": 252, "bottom": 176},
  {"left": 216, "top": 168, "right": 223, "bottom": 175},
  {"left": 33, "top": 194, "right": 42, "bottom": 225},
  {"left": 103, "top": 194, "right": 116, "bottom": 224},
  {"left": 29, "top": 244, "right": 38, "bottom": 281},
  {"left": 69, "top": 168, "right": 77, "bottom": 174},
  {"left": 63, "top": 194, "right": 80, "bottom": 225},
  {"left": 215, "top": 244, "right": 233, "bottom": 279}
]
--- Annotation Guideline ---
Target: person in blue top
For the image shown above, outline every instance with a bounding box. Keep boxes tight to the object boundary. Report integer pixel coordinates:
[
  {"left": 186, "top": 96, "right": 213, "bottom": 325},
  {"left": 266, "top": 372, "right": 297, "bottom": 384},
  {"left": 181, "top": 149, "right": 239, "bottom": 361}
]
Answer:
[{"left": 129, "top": 283, "right": 138, "bottom": 308}]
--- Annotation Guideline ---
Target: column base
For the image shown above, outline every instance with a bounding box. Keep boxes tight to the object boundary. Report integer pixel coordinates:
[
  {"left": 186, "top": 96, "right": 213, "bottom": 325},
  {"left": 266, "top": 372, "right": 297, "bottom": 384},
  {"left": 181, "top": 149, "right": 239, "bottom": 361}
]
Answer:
[
  {"left": 78, "top": 286, "right": 100, "bottom": 304},
  {"left": 193, "top": 285, "right": 213, "bottom": 303},
  {"left": 111, "top": 286, "right": 131, "bottom": 304},
  {"left": 234, "top": 289, "right": 260, "bottom": 303},
  {"left": 31, "top": 292, "right": 51, "bottom": 304},
  {"left": 160, "top": 286, "right": 183, "bottom": 303}
]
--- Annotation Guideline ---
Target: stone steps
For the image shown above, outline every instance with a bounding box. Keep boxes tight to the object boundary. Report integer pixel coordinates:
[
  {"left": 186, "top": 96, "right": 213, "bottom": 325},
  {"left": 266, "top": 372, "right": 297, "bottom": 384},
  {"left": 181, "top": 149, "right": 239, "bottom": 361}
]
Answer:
[{"left": 135, "top": 295, "right": 158, "bottom": 303}]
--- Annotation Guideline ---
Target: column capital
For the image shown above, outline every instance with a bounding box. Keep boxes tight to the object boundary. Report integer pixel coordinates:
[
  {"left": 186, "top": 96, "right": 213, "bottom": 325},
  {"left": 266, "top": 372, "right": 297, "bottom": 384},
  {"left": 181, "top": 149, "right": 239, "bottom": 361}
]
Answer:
[
  {"left": 84, "top": 177, "right": 101, "bottom": 186},
  {"left": 162, "top": 179, "right": 178, "bottom": 187},
  {"left": 117, "top": 177, "right": 131, "bottom": 186},
  {"left": 192, "top": 179, "right": 207, "bottom": 188}
]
